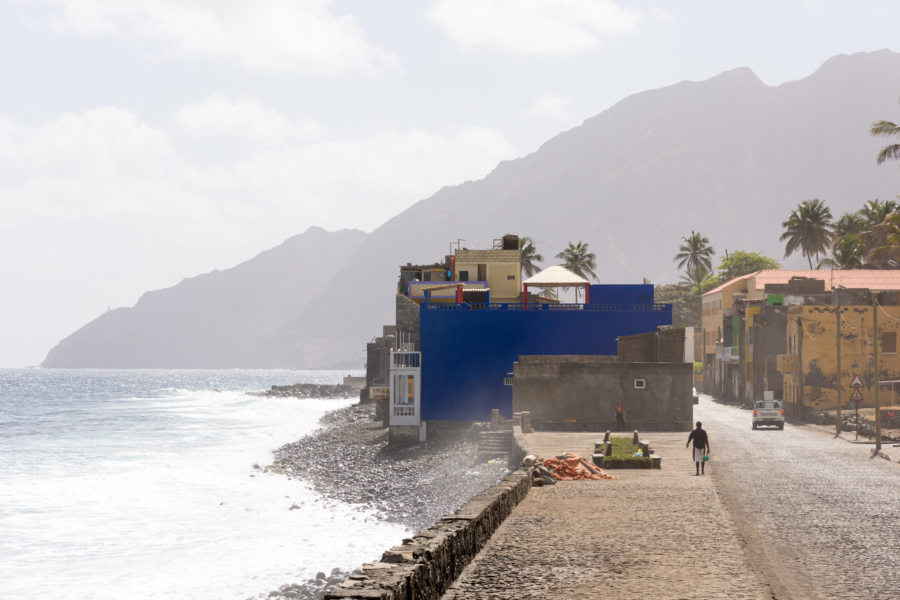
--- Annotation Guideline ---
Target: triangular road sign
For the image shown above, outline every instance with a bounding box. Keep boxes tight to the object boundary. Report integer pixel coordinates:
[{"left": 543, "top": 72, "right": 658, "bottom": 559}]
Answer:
[
  {"left": 850, "top": 374, "right": 864, "bottom": 388},
  {"left": 850, "top": 388, "right": 864, "bottom": 403}
]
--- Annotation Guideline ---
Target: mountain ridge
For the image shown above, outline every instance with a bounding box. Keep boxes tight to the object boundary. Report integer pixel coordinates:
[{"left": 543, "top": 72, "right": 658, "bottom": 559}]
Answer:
[{"left": 43, "top": 50, "right": 900, "bottom": 368}]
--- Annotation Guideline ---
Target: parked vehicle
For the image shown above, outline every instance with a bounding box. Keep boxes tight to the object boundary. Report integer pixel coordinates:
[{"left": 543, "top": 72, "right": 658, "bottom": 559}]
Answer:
[{"left": 752, "top": 400, "right": 784, "bottom": 430}]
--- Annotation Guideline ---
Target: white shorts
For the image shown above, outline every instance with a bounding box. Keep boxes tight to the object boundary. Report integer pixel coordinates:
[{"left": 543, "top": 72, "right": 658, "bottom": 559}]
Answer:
[{"left": 693, "top": 447, "right": 706, "bottom": 463}]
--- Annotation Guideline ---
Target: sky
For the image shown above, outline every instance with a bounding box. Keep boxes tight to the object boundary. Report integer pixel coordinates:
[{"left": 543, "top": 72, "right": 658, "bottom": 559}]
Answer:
[{"left": 2, "top": 0, "right": 899, "bottom": 367}]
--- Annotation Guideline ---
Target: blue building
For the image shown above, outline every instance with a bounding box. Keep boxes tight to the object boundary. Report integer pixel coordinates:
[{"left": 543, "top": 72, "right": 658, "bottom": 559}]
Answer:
[{"left": 418, "top": 284, "right": 671, "bottom": 422}]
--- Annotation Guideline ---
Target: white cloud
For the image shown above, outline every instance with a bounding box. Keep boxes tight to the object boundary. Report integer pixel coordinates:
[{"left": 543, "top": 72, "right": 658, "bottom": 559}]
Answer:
[
  {"left": 1, "top": 107, "right": 515, "bottom": 234},
  {"left": 429, "top": 0, "right": 642, "bottom": 56},
  {"left": 175, "top": 94, "right": 325, "bottom": 142},
  {"left": 524, "top": 93, "right": 572, "bottom": 120},
  {"left": 40, "top": 0, "right": 400, "bottom": 76},
  {"left": 192, "top": 126, "right": 517, "bottom": 229}
]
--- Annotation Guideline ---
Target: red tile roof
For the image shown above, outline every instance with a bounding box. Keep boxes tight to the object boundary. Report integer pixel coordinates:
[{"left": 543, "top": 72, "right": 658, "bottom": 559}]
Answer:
[{"left": 702, "top": 270, "right": 900, "bottom": 297}]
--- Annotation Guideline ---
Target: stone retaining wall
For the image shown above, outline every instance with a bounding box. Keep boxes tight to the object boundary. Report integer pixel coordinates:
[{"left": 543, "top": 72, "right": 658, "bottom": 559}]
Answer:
[{"left": 325, "top": 429, "right": 534, "bottom": 599}]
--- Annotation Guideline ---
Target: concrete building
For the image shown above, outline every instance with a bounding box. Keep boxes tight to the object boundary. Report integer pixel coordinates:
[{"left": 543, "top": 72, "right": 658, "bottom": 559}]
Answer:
[
  {"left": 780, "top": 298, "right": 900, "bottom": 417},
  {"left": 702, "top": 269, "right": 900, "bottom": 407},
  {"left": 418, "top": 283, "right": 672, "bottom": 425},
  {"left": 375, "top": 235, "right": 674, "bottom": 441},
  {"left": 512, "top": 327, "right": 695, "bottom": 432}
]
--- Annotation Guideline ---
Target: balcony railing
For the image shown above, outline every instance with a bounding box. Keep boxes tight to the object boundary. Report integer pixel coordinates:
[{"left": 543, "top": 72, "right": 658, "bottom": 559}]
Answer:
[
  {"left": 422, "top": 302, "right": 672, "bottom": 312},
  {"left": 391, "top": 352, "right": 421, "bottom": 368}
]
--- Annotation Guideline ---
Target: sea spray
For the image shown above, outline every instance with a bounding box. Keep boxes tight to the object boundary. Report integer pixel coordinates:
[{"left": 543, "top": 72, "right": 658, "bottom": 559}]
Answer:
[{"left": 0, "top": 368, "right": 407, "bottom": 600}]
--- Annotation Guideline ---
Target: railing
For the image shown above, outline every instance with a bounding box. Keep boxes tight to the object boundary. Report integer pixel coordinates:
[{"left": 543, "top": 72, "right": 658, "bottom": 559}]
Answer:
[
  {"left": 391, "top": 351, "right": 421, "bottom": 368},
  {"left": 422, "top": 302, "right": 671, "bottom": 312}
]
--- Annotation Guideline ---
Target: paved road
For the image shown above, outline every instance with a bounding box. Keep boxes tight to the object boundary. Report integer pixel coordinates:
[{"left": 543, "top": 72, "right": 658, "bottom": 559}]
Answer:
[
  {"left": 442, "top": 397, "right": 900, "bottom": 599},
  {"left": 443, "top": 428, "right": 772, "bottom": 599},
  {"left": 698, "top": 395, "right": 900, "bottom": 600}
]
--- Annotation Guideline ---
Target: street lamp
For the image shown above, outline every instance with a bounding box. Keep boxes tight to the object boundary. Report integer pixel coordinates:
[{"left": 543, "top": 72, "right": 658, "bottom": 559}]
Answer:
[{"left": 837, "top": 285, "right": 882, "bottom": 453}]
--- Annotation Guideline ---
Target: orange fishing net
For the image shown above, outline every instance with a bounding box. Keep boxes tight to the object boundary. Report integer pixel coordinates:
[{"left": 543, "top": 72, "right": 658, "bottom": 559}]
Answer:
[{"left": 542, "top": 452, "right": 618, "bottom": 480}]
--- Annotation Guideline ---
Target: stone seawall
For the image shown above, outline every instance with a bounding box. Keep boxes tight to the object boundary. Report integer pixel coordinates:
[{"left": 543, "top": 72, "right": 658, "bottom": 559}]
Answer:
[{"left": 325, "top": 428, "right": 534, "bottom": 599}]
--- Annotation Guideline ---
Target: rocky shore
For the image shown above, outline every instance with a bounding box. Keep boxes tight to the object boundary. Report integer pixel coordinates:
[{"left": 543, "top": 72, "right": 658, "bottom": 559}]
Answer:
[
  {"left": 257, "top": 401, "right": 510, "bottom": 600},
  {"left": 251, "top": 383, "right": 361, "bottom": 399}
]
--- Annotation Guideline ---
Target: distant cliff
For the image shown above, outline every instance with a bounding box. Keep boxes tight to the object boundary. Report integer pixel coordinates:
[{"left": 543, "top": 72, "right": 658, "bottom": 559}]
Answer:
[
  {"left": 42, "top": 227, "right": 366, "bottom": 368},
  {"left": 43, "top": 50, "right": 900, "bottom": 368}
]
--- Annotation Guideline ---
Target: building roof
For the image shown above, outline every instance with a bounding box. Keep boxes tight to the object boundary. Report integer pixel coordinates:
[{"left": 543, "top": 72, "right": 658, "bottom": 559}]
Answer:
[
  {"left": 702, "top": 269, "right": 900, "bottom": 297},
  {"left": 702, "top": 272, "right": 756, "bottom": 296},
  {"left": 522, "top": 265, "right": 590, "bottom": 287}
]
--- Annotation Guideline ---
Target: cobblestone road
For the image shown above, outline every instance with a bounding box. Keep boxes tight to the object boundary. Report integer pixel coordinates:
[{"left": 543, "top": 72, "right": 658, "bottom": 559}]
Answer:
[
  {"left": 442, "top": 426, "right": 772, "bottom": 599},
  {"left": 703, "top": 397, "right": 900, "bottom": 600},
  {"left": 442, "top": 397, "right": 900, "bottom": 599}
]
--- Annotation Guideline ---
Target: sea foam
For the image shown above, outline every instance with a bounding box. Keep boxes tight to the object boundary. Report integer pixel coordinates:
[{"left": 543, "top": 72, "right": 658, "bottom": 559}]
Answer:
[{"left": 0, "top": 370, "right": 408, "bottom": 600}]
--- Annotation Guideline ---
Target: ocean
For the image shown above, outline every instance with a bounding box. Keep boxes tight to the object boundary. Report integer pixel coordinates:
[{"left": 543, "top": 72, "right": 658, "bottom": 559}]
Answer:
[{"left": 0, "top": 369, "right": 410, "bottom": 600}]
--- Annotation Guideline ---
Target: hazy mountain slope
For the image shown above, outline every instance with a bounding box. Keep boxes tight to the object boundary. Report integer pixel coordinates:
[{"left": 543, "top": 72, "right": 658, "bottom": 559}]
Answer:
[
  {"left": 42, "top": 227, "right": 366, "bottom": 368},
  {"left": 296, "top": 50, "right": 900, "bottom": 354},
  {"left": 44, "top": 50, "right": 900, "bottom": 368}
]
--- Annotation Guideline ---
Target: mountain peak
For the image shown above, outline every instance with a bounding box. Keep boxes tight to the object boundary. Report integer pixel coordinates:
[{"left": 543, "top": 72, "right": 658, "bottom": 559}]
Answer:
[{"left": 709, "top": 66, "right": 764, "bottom": 86}]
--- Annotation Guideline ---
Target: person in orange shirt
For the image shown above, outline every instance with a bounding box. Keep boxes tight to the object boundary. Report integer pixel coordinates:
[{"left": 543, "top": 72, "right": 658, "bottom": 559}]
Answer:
[{"left": 615, "top": 402, "right": 625, "bottom": 430}]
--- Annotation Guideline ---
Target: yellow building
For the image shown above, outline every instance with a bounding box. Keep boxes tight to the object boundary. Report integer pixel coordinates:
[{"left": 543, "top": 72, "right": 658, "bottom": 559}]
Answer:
[
  {"left": 780, "top": 304, "right": 900, "bottom": 416},
  {"left": 453, "top": 248, "right": 521, "bottom": 301}
]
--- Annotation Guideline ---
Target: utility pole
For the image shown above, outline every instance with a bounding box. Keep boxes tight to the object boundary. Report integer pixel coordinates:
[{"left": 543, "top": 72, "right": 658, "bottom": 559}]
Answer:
[
  {"left": 835, "top": 300, "right": 842, "bottom": 435},
  {"left": 797, "top": 316, "right": 804, "bottom": 419},
  {"left": 874, "top": 297, "right": 881, "bottom": 453}
]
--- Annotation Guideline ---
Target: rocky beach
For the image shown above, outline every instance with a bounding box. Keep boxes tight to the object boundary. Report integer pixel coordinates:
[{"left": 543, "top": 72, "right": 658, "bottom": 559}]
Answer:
[{"left": 257, "top": 395, "right": 510, "bottom": 600}]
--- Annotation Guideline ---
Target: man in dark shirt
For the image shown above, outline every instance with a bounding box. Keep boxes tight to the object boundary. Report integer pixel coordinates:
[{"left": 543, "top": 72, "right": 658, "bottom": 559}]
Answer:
[
  {"left": 686, "top": 421, "right": 710, "bottom": 475},
  {"left": 615, "top": 403, "right": 625, "bottom": 430}
]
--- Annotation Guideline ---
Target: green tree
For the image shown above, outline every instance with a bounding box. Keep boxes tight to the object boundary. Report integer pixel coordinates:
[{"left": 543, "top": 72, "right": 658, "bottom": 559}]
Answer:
[
  {"left": 867, "top": 211, "right": 900, "bottom": 266},
  {"left": 871, "top": 98, "right": 900, "bottom": 166},
  {"left": 821, "top": 212, "right": 865, "bottom": 269},
  {"left": 654, "top": 283, "right": 701, "bottom": 329},
  {"left": 858, "top": 199, "right": 900, "bottom": 266},
  {"left": 858, "top": 199, "right": 899, "bottom": 227},
  {"left": 780, "top": 198, "right": 834, "bottom": 269},
  {"left": 673, "top": 231, "right": 715, "bottom": 289},
  {"left": 833, "top": 212, "right": 864, "bottom": 239},
  {"left": 818, "top": 236, "right": 864, "bottom": 269},
  {"left": 716, "top": 251, "right": 781, "bottom": 282},
  {"left": 556, "top": 241, "right": 598, "bottom": 301},
  {"left": 555, "top": 241, "right": 598, "bottom": 281},
  {"left": 518, "top": 236, "right": 544, "bottom": 278}
]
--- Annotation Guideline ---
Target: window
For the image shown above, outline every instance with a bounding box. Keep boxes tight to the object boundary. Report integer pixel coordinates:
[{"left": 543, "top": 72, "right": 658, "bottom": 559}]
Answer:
[
  {"left": 882, "top": 331, "right": 897, "bottom": 354},
  {"left": 634, "top": 379, "right": 646, "bottom": 389},
  {"left": 458, "top": 270, "right": 469, "bottom": 281}
]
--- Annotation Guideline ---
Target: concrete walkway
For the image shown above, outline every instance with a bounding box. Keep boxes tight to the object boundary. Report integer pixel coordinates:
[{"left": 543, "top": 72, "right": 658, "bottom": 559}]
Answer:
[{"left": 441, "top": 432, "right": 771, "bottom": 600}]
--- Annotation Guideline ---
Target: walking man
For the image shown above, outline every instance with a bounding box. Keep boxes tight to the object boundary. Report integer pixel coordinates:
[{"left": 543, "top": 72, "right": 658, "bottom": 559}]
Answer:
[
  {"left": 615, "top": 402, "right": 626, "bottom": 430},
  {"left": 686, "top": 421, "right": 710, "bottom": 475}
]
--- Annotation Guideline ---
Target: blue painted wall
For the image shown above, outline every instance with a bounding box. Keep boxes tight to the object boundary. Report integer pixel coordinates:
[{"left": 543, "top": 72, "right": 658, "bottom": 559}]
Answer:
[
  {"left": 589, "top": 284, "right": 654, "bottom": 306},
  {"left": 420, "top": 292, "right": 672, "bottom": 421}
]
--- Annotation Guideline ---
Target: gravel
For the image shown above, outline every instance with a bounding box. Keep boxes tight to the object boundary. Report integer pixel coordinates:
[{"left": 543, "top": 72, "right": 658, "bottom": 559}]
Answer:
[{"left": 256, "top": 401, "right": 510, "bottom": 600}]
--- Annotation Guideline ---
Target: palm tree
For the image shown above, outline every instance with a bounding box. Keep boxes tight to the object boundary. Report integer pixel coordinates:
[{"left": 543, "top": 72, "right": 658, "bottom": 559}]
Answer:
[
  {"left": 858, "top": 199, "right": 900, "bottom": 266},
  {"left": 858, "top": 199, "right": 898, "bottom": 227},
  {"left": 871, "top": 98, "right": 900, "bottom": 166},
  {"left": 518, "top": 236, "right": 544, "bottom": 278},
  {"left": 556, "top": 241, "right": 598, "bottom": 301},
  {"left": 780, "top": 199, "right": 834, "bottom": 269},
  {"left": 866, "top": 211, "right": 900, "bottom": 267},
  {"left": 817, "top": 235, "right": 864, "bottom": 269},
  {"left": 679, "top": 265, "right": 711, "bottom": 289},
  {"left": 833, "top": 212, "right": 864, "bottom": 239},
  {"left": 673, "top": 231, "right": 714, "bottom": 289}
]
